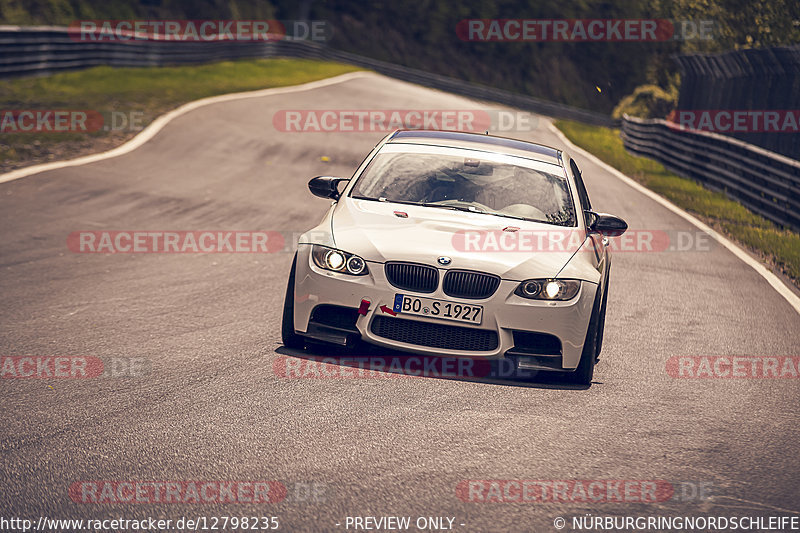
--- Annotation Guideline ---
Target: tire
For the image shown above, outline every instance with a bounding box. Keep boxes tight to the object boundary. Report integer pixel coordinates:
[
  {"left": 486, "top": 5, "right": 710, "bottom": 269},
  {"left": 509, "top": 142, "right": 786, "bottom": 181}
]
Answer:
[
  {"left": 595, "top": 273, "right": 609, "bottom": 360},
  {"left": 567, "top": 285, "right": 602, "bottom": 385},
  {"left": 281, "top": 254, "right": 305, "bottom": 350}
]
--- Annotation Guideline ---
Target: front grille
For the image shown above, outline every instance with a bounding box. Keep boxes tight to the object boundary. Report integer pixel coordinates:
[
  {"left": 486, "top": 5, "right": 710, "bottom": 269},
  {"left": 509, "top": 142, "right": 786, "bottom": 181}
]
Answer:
[
  {"left": 385, "top": 262, "right": 438, "bottom": 293},
  {"left": 443, "top": 270, "right": 501, "bottom": 299},
  {"left": 371, "top": 316, "right": 498, "bottom": 351}
]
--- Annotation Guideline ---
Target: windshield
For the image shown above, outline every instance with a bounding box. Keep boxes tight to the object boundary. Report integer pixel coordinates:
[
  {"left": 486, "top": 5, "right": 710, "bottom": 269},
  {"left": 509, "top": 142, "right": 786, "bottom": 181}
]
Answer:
[{"left": 350, "top": 147, "right": 576, "bottom": 226}]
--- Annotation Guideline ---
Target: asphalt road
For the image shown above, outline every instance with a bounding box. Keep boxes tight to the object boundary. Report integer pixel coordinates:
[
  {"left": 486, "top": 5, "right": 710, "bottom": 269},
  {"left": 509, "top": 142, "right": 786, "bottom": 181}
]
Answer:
[{"left": 1, "top": 72, "right": 799, "bottom": 532}]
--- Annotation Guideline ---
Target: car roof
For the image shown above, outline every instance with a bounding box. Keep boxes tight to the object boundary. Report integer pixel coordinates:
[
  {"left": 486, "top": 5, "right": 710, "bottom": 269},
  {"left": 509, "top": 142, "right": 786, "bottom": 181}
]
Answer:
[{"left": 386, "top": 130, "right": 563, "bottom": 166}]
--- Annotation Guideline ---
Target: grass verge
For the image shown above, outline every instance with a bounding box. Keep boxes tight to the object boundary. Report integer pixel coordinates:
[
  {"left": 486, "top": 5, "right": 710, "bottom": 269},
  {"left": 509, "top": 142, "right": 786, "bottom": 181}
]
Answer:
[
  {"left": 0, "top": 58, "right": 362, "bottom": 173},
  {"left": 554, "top": 119, "right": 800, "bottom": 286}
]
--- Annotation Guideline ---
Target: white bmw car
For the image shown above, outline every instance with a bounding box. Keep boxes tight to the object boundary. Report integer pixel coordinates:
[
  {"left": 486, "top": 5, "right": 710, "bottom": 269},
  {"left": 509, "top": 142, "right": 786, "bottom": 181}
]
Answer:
[{"left": 281, "top": 130, "right": 627, "bottom": 384}]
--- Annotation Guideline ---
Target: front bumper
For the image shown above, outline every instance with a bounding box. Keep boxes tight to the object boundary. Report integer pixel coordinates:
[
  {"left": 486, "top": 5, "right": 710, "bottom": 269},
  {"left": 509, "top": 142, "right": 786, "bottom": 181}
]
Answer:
[{"left": 292, "top": 244, "right": 597, "bottom": 370}]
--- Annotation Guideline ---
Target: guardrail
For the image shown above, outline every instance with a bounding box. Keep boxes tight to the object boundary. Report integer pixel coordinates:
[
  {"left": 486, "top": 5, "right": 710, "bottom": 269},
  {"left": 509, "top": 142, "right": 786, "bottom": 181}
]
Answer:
[
  {"left": 0, "top": 26, "right": 274, "bottom": 75},
  {"left": 0, "top": 25, "right": 616, "bottom": 127},
  {"left": 621, "top": 115, "right": 800, "bottom": 231}
]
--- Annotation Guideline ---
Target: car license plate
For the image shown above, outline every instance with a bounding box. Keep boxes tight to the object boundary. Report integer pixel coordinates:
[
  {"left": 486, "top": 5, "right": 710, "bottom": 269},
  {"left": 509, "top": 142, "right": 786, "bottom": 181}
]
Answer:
[{"left": 393, "top": 294, "right": 483, "bottom": 325}]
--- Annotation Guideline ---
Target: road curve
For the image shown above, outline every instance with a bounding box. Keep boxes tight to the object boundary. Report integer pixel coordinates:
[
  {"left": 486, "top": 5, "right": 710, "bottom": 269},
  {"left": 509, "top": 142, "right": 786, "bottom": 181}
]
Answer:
[{"left": 1, "top": 72, "right": 799, "bottom": 532}]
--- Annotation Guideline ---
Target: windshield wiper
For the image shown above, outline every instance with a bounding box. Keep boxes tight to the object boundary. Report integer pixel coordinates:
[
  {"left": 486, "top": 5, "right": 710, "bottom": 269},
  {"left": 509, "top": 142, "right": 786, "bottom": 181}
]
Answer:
[
  {"left": 485, "top": 211, "right": 567, "bottom": 226},
  {"left": 421, "top": 203, "right": 532, "bottom": 221},
  {"left": 351, "top": 196, "right": 418, "bottom": 206},
  {"left": 423, "top": 204, "right": 564, "bottom": 226},
  {"left": 351, "top": 197, "right": 477, "bottom": 211},
  {"left": 419, "top": 202, "right": 484, "bottom": 213},
  {"left": 483, "top": 211, "right": 526, "bottom": 221}
]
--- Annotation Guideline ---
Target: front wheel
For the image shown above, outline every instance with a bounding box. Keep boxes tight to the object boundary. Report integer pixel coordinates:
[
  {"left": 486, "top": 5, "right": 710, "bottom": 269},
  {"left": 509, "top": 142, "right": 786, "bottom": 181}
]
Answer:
[
  {"left": 567, "top": 287, "right": 602, "bottom": 385},
  {"left": 569, "top": 329, "right": 597, "bottom": 385},
  {"left": 595, "top": 272, "right": 609, "bottom": 360},
  {"left": 281, "top": 254, "right": 305, "bottom": 349}
]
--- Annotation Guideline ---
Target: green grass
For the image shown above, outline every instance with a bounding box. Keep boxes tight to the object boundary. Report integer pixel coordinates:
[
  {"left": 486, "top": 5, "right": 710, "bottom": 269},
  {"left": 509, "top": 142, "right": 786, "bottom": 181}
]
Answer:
[
  {"left": 555, "top": 119, "right": 800, "bottom": 284},
  {"left": 0, "top": 58, "right": 362, "bottom": 170}
]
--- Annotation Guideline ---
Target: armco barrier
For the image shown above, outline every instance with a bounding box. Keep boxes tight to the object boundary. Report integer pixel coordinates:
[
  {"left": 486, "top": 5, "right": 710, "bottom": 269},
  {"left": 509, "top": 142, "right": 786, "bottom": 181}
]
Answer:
[{"left": 621, "top": 114, "right": 800, "bottom": 231}]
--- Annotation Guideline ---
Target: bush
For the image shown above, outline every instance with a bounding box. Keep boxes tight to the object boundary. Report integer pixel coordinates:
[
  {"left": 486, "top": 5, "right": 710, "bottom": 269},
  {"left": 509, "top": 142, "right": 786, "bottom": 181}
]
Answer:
[{"left": 612, "top": 84, "right": 677, "bottom": 120}]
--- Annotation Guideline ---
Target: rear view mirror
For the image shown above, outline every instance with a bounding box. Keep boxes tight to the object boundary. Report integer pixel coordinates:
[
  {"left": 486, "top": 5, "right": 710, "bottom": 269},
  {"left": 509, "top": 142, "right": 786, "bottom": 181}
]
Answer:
[
  {"left": 308, "top": 176, "right": 350, "bottom": 200},
  {"left": 588, "top": 212, "right": 628, "bottom": 237}
]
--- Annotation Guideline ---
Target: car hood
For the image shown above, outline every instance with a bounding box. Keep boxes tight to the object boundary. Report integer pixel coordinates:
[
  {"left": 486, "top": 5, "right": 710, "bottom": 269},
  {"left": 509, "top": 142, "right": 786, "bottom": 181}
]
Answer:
[{"left": 331, "top": 198, "right": 587, "bottom": 280}]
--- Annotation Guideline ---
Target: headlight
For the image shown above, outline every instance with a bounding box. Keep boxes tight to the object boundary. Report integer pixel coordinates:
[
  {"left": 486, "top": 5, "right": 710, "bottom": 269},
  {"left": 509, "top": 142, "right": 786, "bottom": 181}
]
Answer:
[
  {"left": 515, "top": 279, "right": 580, "bottom": 300},
  {"left": 312, "top": 245, "right": 369, "bottom": 276}
]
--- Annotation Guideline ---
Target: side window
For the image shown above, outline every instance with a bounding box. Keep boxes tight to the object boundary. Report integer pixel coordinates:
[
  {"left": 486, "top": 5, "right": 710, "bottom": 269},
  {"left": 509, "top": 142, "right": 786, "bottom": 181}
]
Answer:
[{"left": 569, "top": 159, "right": 592, "bottom": 225}]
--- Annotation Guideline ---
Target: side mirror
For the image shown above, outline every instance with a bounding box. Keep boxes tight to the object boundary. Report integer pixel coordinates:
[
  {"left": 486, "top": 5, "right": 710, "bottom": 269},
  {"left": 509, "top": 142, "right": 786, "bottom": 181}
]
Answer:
[
  {"left": 587, "top": 211, "right": 628, "bottom": 237},
  {"left": 308, "top": 176, "right": 350, "bottom": 200}
]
